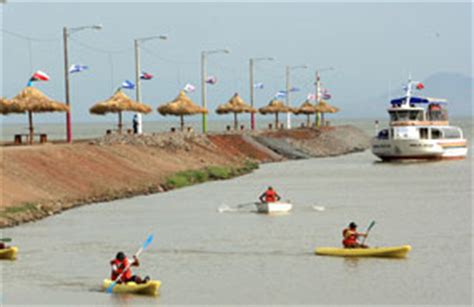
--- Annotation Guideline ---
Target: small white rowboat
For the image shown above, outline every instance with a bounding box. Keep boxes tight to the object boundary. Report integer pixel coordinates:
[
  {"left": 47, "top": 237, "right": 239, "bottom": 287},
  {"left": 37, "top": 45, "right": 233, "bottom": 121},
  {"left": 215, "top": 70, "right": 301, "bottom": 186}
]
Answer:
[{"left": 255, "top": 201, "right": 293, "bottom": 214}]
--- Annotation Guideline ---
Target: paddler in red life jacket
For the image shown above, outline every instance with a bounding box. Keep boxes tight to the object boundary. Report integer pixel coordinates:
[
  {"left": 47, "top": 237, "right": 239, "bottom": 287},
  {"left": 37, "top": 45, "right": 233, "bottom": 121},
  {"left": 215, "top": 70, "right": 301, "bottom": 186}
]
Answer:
[
  {"left": 342, "top": 222, "right": 368, "bottom": 248},
  {"left": 110, "top": 251, "right": 150, "bottom": 284},
  {"left": 259, "top": 186, "right": 282, "bottom": 203}
]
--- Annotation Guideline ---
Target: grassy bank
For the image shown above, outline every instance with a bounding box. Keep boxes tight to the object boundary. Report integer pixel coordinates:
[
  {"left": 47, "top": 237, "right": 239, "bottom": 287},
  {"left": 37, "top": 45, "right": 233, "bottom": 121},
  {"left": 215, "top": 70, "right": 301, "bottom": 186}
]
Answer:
[{"left": 165, "top": 160, "right": 259, "bottom": 189}]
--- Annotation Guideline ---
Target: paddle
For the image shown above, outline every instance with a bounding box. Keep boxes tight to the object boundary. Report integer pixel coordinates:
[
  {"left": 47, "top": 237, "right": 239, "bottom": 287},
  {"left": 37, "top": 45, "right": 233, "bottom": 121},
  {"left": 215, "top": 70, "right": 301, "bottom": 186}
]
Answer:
[
  {"left": 0, "top": 238, "right": 12, "bottom": 242},
  {"left": 361, "top": 220, "right": 376, "bottom": 245},
  {"left": 106, "top": 234, "right": 154, "bottom": 294},
  {"left": 237, "top": 202, "right": 258, "bottom": 208}
]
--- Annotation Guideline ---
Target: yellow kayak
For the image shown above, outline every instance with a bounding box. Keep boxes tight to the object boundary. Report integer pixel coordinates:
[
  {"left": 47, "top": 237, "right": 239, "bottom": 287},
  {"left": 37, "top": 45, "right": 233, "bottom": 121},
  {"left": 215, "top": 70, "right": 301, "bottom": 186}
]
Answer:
[
  {"left": 102, "top": 279, "right": 161, "bottom": 296},
  {"left": 0, "top": 247, "right": 18, "bottom": 260},
  {"left": 315, "top": 245, "right": 411, "bottom": 258}
]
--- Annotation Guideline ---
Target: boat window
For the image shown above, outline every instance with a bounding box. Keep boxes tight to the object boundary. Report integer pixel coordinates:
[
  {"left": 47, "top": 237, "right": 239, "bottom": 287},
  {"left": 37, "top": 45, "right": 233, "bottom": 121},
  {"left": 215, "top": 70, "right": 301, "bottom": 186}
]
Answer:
[
  {"left": 427, "top": 104, "right": 448, "bottom": 121},
  {"left": 419, "top": 128, "right": 429, "bottom": 139},
  {"left": 442, "top": 128, "right": 461, "bottom": 139},
  {"left": 431, "top": 128, "right": 442, "bottom": 139},
  {"left": 394, "top": 127, "right": 418, "bottom": 139},
  {"left": 409, "top": 110, "right": 423, "bottom": 120},
  {"left": 377, "top": 129, "right": 389, "bottom": 140}
]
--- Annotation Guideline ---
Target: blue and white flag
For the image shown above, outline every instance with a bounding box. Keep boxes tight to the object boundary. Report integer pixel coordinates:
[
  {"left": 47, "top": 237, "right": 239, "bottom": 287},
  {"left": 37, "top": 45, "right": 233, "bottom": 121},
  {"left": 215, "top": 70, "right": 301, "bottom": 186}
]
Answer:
[
  {"left": 121, "top": 80, "right": 135, "bottom": 90},
  {"left": 253, "top": 82, "right": 264, "bottom": 89},
  {"left": 289, "top": 87, "right": 300, "bottom": 92},
  {"left": 69, "top": 64, "right": 88, "bottom": 74},
  {"left": 274, "top": 91, "right": 286, "bottom": 99},
  {"left": 183, "top": 83, "right": 196, "bottom": 93}
]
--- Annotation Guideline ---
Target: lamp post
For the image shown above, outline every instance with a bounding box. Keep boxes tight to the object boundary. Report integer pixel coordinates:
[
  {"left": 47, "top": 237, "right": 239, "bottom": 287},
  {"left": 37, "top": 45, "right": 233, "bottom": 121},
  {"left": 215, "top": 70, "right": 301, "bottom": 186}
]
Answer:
[
  {"left": 63, "top": 24, "right": 102, "bottom": 143},
  {"left": 134, "top": 35, "right": 168, "bottom": 134},
  {"left": 285, "top": 64, "right": 308, "bottom": 129},
  {"left": 201, "top": 48, "right": 230, "bottom": 133},
  {"left": 314, "top": 66, "right": 334, "bottom": 127},
  {"left": 249, "top": 57, "right": 274, "bottom": 130}
]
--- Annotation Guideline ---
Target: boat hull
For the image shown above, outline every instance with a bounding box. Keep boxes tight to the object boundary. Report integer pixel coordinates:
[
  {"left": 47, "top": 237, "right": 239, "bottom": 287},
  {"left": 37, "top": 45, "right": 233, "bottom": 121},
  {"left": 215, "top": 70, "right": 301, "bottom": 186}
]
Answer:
[
  {"left": 315, "top": 245, "right": 412, "bottom": 258},
  {"left": 372, "top": 138, "right": 467, "bottom": 161},
  {"left": 255, "top": 201, "right": 292, "bottom": 214},
  {"left": 0, "top": 247, "right": 18, "bottom": 260},
  {"left": 102, "top": 279, "right": 161, "bottom": 296}
]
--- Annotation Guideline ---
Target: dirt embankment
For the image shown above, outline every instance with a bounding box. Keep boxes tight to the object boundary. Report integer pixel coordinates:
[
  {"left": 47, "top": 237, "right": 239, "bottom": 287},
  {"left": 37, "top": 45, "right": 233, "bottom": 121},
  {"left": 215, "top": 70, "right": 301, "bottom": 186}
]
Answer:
[{"left": 0, "top": 126, "right": 370, "bottom": 228}]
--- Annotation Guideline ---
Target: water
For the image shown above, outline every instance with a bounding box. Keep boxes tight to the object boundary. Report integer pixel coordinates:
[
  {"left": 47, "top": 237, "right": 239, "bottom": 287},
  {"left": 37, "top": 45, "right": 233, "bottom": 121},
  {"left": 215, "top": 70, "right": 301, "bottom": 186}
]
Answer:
[{"left": 1, "top": 120, "right": 472, "bottom": 306}]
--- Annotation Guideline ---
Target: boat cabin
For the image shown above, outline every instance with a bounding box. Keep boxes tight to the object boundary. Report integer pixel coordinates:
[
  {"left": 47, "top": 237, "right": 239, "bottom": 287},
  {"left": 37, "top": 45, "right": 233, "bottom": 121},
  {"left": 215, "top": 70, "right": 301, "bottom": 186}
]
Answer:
[
  {"left": 388, "top": 96, "right": 449, "bottom": 126},
  {"left": 376, "top": 126, "right": 463, "bottom": 141}
]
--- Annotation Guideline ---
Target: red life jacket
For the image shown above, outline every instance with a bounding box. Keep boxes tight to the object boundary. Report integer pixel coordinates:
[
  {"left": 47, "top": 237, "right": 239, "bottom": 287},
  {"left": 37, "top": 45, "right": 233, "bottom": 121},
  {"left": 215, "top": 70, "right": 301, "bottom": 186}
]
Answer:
[
  {"left": 110, "top": 258, "right": 132, "bottom": 282},
  {"left": 342, "top": 228, "right": 358, "bottom": 247},
  {"left": 264, "top": 189, "right": 277, "bottom": 202}
]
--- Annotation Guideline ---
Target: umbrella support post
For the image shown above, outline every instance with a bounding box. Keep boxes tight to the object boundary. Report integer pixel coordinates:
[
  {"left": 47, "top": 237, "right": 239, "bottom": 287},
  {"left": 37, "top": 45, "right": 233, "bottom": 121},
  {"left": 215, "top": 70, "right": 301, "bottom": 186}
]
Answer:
[
  {"left": 118, "top": 111, "right": 123, "bottom": 134},
  {"left": 275, "top": 113, "right": 279, "bottom": 129},
  {"left": 180, "top": 115, "right": 184, "bottom": 131},
  {"left": 234, "top": 113, "right": 238, "bottom": 130},
  {"left": 28, "top": 111, "right": 34, "bottom": 145}
]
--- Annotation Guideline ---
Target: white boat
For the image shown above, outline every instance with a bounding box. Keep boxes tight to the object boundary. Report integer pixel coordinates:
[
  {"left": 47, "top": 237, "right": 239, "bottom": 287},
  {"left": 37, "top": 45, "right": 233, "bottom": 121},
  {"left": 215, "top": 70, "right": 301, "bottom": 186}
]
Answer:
[
  {"left": 371, "top": 77, "right": 468, "bottom": 161},
  {"left": 255, "top": 201, "right": 293, "bottom": 214}
]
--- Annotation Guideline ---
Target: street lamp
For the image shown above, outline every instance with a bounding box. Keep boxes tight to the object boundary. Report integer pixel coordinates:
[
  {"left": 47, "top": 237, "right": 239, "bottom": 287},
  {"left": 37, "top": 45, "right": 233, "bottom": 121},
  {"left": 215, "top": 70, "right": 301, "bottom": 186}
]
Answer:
[
  {"left": 201, "top": 48, "right": 230, "bottom": 133},
  {"left": 134, "top": 35, "right": 168, "bottom": 134},
  {"left": 249, "top": 57, "right": 275, "bottom": 130},
  {"left": 63, "top": 24, "right": 102, "bottom": 143},
  {"left": 285, "top": 64, "right": 308, "bottom": 129},
  {"left": 314, "top": 66, "right": 334, "bottom": 127}
]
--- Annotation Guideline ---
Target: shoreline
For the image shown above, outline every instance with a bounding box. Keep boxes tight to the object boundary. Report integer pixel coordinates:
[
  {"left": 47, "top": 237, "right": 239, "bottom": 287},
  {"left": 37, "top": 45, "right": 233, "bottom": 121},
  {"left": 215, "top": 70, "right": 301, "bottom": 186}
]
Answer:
[{"left": 0, "top": 125, "right": 370, "bottom": 228}]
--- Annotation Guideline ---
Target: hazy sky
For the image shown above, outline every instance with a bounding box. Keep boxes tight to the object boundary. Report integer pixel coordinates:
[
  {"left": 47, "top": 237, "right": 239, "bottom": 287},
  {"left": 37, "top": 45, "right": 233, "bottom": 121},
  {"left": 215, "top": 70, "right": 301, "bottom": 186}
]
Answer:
[{"left": 0, "top": 1, "right": 472, "bottom": 124}]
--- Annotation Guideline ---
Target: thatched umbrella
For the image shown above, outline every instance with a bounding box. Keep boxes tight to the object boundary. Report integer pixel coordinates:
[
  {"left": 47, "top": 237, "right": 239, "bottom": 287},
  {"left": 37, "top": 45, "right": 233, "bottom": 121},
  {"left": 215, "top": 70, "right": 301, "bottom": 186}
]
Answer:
[
  {"left": 259, "top": 99, "right": 294, "bottom": 129},
  {"left": 158, "top": 91, "right": 207, "bottom": 130},
  {"left": 1, "top": 97, "right": 24, "bottom": 115},
  {"left": 90, "top": 89, "right": 152, "bottom": 133},
  {"left": 314, "top": 100, "right": 339, "bottom": 126},
  {"left": 216, "top": 93, "right": 256, "bottom": 130},
  {"left": 8, "top": 87, "right": 69, "bottom": 143},
  {"left": 295, "top": 100, "right": 316, "bottom": 127}
]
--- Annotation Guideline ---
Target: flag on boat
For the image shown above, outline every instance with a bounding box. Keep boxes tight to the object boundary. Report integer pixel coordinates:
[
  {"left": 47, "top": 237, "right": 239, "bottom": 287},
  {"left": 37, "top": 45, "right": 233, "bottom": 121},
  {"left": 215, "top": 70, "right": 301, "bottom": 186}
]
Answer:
[
  {"left": 205, "top": 76, "right": 217, "bottom": 85},
  {"left": 254, "top": 82, "right": 264, "bottom": 89},
  {"left": 69, "top": 64, "right": 88, "bottom": 74},
  {"left": 121, "top": 80, "right": 135, "bottom": 90},
  {"left": 416, "top": 82, "right": 424, "bottom": 90},
  {"left": 140, "top": 72, "right": 153, "bottom": 80},
  {"left": 183, "top": 83, "right": 196, "bottom": 93},
  {"left": 274, "top": 91, "right": 286, "bottom": 99}
]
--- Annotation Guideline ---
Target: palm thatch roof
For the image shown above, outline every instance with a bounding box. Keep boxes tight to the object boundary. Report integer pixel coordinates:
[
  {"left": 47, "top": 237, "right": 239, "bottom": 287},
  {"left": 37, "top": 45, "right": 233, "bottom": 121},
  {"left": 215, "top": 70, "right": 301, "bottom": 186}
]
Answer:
[
  {"left": 12, "top": 86, "right": 69, "bottom": 113},
  {"left": 158, "top": 91, "right": 207, "bottom": 116},
  {"left": 158, "top": 91, "right": 207, "bottom": 130},
  {"left": 0, "top": 97, "right": 24, "bottom": 115},
  {"left": 90, "top": 89, "right": 152, "bottom": 115},
  {"left": 216, "top": 93, "right": 256, "bottom": 114},
  {"left": 258, "top": 99, "right": 294, "bottom": 114},
  {"left": 314, "top": 100, "right": 339, "bottom": 113},
  {"left": 295, "top": 100, "right": 316, "bottom": 115}
]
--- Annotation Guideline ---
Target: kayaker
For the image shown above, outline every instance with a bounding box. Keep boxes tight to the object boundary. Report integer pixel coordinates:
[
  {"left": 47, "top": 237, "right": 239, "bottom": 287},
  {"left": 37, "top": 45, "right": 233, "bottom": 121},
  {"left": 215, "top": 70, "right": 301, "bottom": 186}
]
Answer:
[
  {"left": 110, "top": 251, "right": 150, "bottom": 284},
  {"left": 259, "top": 186, "right": 281, "bottom": 203},
  {"left": 342, "top": 222, "right": 368, "bottom": 248}
]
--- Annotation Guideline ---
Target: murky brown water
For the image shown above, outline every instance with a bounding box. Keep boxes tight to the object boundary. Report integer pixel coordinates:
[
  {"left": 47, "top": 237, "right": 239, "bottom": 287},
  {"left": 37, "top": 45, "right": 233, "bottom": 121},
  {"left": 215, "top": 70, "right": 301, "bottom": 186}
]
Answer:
[{"left": 1, "top": 120, "right": 472, "bottom": 306}]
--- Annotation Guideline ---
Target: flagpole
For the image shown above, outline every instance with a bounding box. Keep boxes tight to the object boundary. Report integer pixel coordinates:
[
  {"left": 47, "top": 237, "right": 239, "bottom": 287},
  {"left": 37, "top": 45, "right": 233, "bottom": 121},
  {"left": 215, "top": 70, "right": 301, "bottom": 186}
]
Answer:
[
  {"left": 134, "top": 39, "right": 142, "bottom": 134},
  {"left": 249, "top": 58, "right": 255, "bottom": 130},
  {"left": 134, "top": 35, "right": 167, "bottom": 134},
  {"left": 201, "top": 48, "right": 230, "bottom": 133},
  {"left": 63, "top": 26, "right": 72, "bottom": 143},
  {"left": 63, "top": 24, "right": 102, "bottom": 143},
  {"left": 286, "top": 64, "right": 307, "bottom": 129}
]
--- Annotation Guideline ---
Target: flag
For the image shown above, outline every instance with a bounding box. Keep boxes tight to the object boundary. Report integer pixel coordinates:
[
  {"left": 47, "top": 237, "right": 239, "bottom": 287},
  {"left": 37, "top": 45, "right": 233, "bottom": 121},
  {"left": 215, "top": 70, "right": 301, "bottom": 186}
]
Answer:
[
  {"left": 29, "top": 70, "right": 50, "bottom": 82},
  {"left": 274, "top": 91, "right": 286, "bottom": 99},
  {"left": 205, "top": 76, "right": 217, "bottom": 85},
  {"left": 253, "top": 82, "right": 264, "bottom": 89},
  {"left": 289, "top": 87, "right": 300, "bottom": 93},
  {"left": 183, "top": 83, "right": 196, "bottom": 93},
  {"left": 140, "top": 72, "right": 153, "bottom": 80},
  {"left": 321, "top": 88, "right": 332, "bottom": 100},
  {"left": 121, "top": 80, "right": 135, "bottom": 90},
  {"left": 416, "top": 82, "right": 424, "bottom": 90},
  {"left": 307, "top": 93, "right": 316, "bottom": 101},
  {"left": 69, "top": 64, "right": 88, "bottom": 74}
]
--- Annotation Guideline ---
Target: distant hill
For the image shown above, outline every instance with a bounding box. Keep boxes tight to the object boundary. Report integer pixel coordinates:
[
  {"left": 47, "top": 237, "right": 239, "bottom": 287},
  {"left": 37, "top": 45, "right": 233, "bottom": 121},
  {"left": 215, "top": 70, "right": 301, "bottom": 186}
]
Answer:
[{"left": 348, "top": 72, "right": 473, "bottom": 119}]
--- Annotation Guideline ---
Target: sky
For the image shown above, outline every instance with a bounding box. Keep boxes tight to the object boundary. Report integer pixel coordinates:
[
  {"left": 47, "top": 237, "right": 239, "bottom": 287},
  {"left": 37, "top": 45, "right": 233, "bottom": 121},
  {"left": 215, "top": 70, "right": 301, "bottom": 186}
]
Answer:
[{"left": 0, "top": 1, "right": 472, "bottom": 124}]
